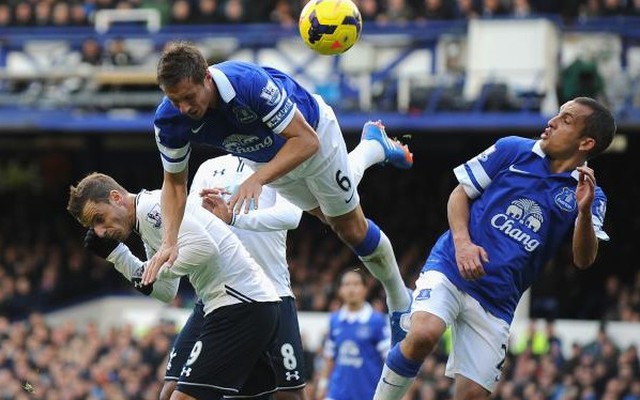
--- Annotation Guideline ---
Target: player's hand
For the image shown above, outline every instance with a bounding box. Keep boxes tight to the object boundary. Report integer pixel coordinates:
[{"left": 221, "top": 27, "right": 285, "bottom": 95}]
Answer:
[
  {"left": 200, "top": 189, "right": 233, "bottom": 224},
  {"left": 143, "top": 242, "right": 178, "bottom": 285},
  {"left": 575, "top": 164, "right": 596, "bottom": 213},
  {"left": 83, "top": 229, "right": 119, "bottom": 259},
  {"left": 454, "top": 239, "right": 489, "bottom": 280},
  {"left": 228, "top": 174, "right": 262, "bottom": 215}
]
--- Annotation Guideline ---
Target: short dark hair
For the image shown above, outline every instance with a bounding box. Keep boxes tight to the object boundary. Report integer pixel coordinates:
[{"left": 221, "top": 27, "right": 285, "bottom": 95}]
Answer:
[
  {"left": 339, "top": 268, "right": 367, "bottom": 287},
  {"left": 157, "top": 41, "right": 208, "bottom": 90},
  {"left": 67, "top": 172, "right": 126, "bottom": 222},
  {"left": 574, "top": 97, "right": 616, "bottom": 158}
]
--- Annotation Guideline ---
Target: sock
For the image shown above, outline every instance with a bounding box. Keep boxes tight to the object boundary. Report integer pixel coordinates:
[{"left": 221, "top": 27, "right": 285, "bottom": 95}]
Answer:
[
  {"left": 349, "top": 139, "right": 385, "bottom": 185},
  {"left": 354, "top": 220, "right": 410, "bottom": 313},
  {"left": 373, "top": 344, "right": 421, "bottom": 400}
]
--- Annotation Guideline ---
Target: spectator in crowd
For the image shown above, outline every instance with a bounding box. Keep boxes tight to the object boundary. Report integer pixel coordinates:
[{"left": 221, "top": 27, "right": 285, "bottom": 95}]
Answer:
[
  {"left": 106, "top": 37, "right": 135, "bottom": 66},
  {"left": 170, "top": 0, "right": 193, "bottom": 24},
  {"left": 13, "top": 3, "right": 34, "bottom": 27}
]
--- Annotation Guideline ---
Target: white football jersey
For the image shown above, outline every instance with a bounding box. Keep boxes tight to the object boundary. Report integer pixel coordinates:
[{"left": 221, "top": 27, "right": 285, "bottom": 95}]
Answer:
[
  {"left": 136, "top": 189, "right": 280, "bottom": 315},
  {"left": 189, "top": 155, "right": 302, "bottom": 298}
]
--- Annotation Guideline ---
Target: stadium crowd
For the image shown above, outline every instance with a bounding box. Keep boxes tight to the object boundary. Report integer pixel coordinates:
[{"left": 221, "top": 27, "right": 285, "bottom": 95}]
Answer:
[
  {"left": 0, "top": 0, "right": 639, "bottom": 28},
  {"left": 0, "top": 310, "right": 639, "bottom": 399}
]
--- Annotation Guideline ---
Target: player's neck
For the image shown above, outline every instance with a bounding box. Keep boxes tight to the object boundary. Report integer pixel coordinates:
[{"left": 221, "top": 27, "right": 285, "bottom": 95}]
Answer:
[
  {"left": 345, "top": 302, "right": 365, "bottom": 312},
  {"left": 548, "top": 156, "right": 586, "bottom": 174}
]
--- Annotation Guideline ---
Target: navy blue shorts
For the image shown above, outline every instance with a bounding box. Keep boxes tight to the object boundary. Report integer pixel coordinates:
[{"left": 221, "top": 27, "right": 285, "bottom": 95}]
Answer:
[
  {"left": 166, "top": 297, "right": 306, "bottom": 396},
  {"left": 266, "top": 296, "right": 307, "bottom": 392},
  {"left": 165, "top": 300, "right": 205, "bottom": 381},
  {"left": 174, "top": 301, "right": 280, "bottom": 399}
]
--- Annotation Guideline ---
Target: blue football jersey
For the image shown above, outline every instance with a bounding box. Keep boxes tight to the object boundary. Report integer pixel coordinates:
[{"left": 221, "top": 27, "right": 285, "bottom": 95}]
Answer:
[
  {"left": 424, "top": 136, "right": 609, "bottom": 323},
  {"left": 324, "top": 303, "right": 389, "bottom": 400},
  {"left": 154, "top": 61, "right": 320, "bottom": 172}
]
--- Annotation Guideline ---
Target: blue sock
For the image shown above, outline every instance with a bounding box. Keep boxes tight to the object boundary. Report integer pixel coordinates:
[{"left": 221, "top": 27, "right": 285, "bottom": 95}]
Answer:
[
  {"left": 353, "top": 219, "right": 381, "bottom": 257},
  {"left": 386, "top": 343, "right": 422, "bottom": 378}
]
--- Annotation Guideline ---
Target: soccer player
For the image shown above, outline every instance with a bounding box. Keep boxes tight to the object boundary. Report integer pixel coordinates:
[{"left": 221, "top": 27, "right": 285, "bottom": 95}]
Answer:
[
  {"left": 67, "top": 173, "right": 282, "bottom": 400},
  {"left": 373, "top": 97, "right": 616, "bottom": 400},
  {"left": 143, "top": 42, "right": 413, "bottom": 344},
  {"left": 316, "top": 269, "right": 390, "bottom": 400},
  {"left": 162, "top": 138, "right": 401, "bottom": 400}
]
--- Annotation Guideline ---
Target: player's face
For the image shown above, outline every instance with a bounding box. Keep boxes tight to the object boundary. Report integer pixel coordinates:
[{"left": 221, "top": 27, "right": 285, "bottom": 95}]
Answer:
[
  {"left": 339, "top": 272, "right": 367, "bottom": 307},
  {"left": 540, "top": 100, "right": 594, "bottom": 159},
  {"left": 80, "top": 192, "right": 132, "bottom": 241},
  {"left": 163, "top": 75, "right": 212, "bottom": 120}
]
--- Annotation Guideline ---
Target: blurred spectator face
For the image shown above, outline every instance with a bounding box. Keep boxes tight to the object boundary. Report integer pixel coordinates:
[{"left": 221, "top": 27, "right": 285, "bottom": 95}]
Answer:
[
  {"left": 224, "top": 0, "right": 245, "bottom": 22},
  {"left": 172, "top": 0, "right": 191, "bottom": 23},
  {"left": 14, "top": 3, "right": 34, "bottom": 26},
  {"left": 338, "top": 270, "right": 367, "bottom": 307},
  {"left": 35, "top": 2, "right": 52, "bottom": 25},
  {"left": 70, "top": 3, "right": 87, "bottom": 25},
  {"left": 0, "top": 5, "right": 11, "bottom": 26},
  {"left": 82, "top": 38, "right": 102, "bottom": 65},
  {"left": 52, "top": 2, "right": 70, "bottom": 26},
  {"left": 199, "top": 0, "right": 218, "bottom": 15}
]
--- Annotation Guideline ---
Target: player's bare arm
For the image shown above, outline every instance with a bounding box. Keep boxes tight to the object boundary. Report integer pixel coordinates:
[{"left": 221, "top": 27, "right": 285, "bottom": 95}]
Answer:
[
  {"left": 143, "top": 168, "right": 188, "bottom": 285},
  {"left": 228, "top": 110, "right": 320, "bottom": 214},
  {"left": 448, "top": 184, "right": 489, "bottom": 280},
  {"left": 572, "top": 165, "right": 598, "bottom": 268}
]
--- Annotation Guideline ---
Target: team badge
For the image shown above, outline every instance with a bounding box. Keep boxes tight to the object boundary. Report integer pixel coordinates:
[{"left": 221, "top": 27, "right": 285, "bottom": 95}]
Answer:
[{"left": 554, "top": 187, "right": 577, "bottom": 212}]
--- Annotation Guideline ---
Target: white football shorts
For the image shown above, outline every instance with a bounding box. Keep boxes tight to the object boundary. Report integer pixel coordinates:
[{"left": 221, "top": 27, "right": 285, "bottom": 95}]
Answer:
[
  {"left": 245, "top": 94, "right": 359, "bottom": 217},
  {"left": 411, "top": 270, "right": 511, "bottom": 393}
]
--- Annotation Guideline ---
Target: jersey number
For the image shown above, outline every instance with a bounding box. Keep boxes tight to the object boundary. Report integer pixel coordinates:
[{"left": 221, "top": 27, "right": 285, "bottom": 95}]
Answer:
[
  {"left": 335, "top": 170, "right": 352, "bottom": 192},
  {"left": 280, "top": 343, "right": 298, "bottom": 370},
  {"left": 186, "top": 341, "right": 203, "bottom": 366}
]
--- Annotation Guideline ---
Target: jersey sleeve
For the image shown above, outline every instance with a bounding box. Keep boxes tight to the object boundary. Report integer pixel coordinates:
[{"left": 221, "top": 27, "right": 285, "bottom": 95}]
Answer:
[
  {"left": 591, "top": 187, "right": 609, "bottom": 241},
  {"left": 246, "top": 68, "right": 297, "bottom": 134},
  {"left": 233, "top": 192, "right": 302, "bottom": 232},
  {"left": 323, "top": 316, "right": 337, "bottom": 359},
  {"left": 106, "top": 243, "right": 180, "bottom": 303},
  {"left": 157, "top": 212, "right": 219, "bottom": 279},
  {"left": 154, "top": 101, "right": 193, "bottom": 173},
  {"left": 453, "top": 136, "right": 522, "bottom": 199}
]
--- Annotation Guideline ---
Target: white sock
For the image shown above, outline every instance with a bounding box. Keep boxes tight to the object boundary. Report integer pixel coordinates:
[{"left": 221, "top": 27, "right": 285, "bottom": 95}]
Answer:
[
  {"left": 349, "top": 139, "right": 385, "bottom": 185},
  {"left": 358, "top": 231, "right": 410, "bottom": 313},
  {"left": 373, "top": 364, "right": 415, "bottom": 400}
]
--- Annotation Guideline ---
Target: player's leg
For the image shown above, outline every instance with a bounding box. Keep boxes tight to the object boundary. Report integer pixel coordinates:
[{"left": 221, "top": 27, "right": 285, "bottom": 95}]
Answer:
[
  {"left": 269, "top": 297, "right": 307, "bottom": 400},
  {"left": 374, "top": 271, "right": 460, "bottom": 400},
  {"left": 173, "top": 302, "right": 280, "bottom": 400},
  {"left": 161, "top": 301, "right": 206, "bottom": 400},
  {"left": 445, "top": 291, "right": 510, "bottom": 400},
  {"left": 348, "top": 120, "right": 413, "bottom": 185},
  {"left": 454, "top": 375, "right": 491, "bottom": 400}
]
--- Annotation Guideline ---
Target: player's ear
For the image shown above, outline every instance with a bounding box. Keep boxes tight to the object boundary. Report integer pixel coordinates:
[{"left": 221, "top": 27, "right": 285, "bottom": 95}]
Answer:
[
  {"left": 109, "top": 190, "right": 122, "bottom": 203},
  {"left": 579, "top": 136, "right": 596, "bottom": 153}
]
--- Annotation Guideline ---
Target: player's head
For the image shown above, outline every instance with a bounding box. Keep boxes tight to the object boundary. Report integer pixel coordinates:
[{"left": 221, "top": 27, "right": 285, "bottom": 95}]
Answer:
[
  {"left": 338, "top": 269, "right": 368, "bottom": 308},
  {"left": 541, "top": 97, "right": 616, "bottom": 160},
  {"left": 67, "top": 173, "right": 134, "bottom": 241},
  {"left": 157, "top": 41, "right": 213, "bottom": 120}
]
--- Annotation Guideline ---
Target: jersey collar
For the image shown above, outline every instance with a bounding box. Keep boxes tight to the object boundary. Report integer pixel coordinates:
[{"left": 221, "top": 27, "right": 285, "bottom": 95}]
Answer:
[
  {"left": 209, "top": 67, "right": 236, "bottom": 103},
  {"left": 338, "top": 302, "right": 373, "bottom": 323}
]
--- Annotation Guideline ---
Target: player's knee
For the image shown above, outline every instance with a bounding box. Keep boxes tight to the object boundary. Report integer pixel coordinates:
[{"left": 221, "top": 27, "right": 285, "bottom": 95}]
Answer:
[
  {"left": 404, "top": 315, "right": 445, "bottom": 358},
  {"left": 168, "top": 389, "right": 194, "bottom": 400},
  {"left": 159, "top": 381, "right": 177, "bottom": 400},
  {"left": 326, "top": 211, "right": 368, "bottom": 245}
]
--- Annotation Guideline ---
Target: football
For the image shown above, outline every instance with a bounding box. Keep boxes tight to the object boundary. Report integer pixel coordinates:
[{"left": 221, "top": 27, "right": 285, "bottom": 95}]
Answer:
[{"left": 298, "top": 0, "right": 363, "bottom": 56}]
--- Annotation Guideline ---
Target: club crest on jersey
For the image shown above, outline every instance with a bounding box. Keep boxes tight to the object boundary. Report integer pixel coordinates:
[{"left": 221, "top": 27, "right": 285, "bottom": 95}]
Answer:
[
  {"left": 416, "top": 288, "right": 432, "bottom": 300},
  {"left": 146, "top": 204, "right": 162, "bottom": 228},
  {"left": 490, "top": 198, "right": 543, "bottom": 252},
  {"left": 222, "top": 134, "right": 273, "bottom": 154},
  {"left": 232, "top": 106, "right": 258, "bottom": 124},
  {"left": 477, "top": 144, "right": 497, "bottom": 162},
  {"left": 554, "top": 187, "right": 577, "bottom": 212},
  {"left": 260, "top": 79, "right": 281, "bottom": 106}
]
